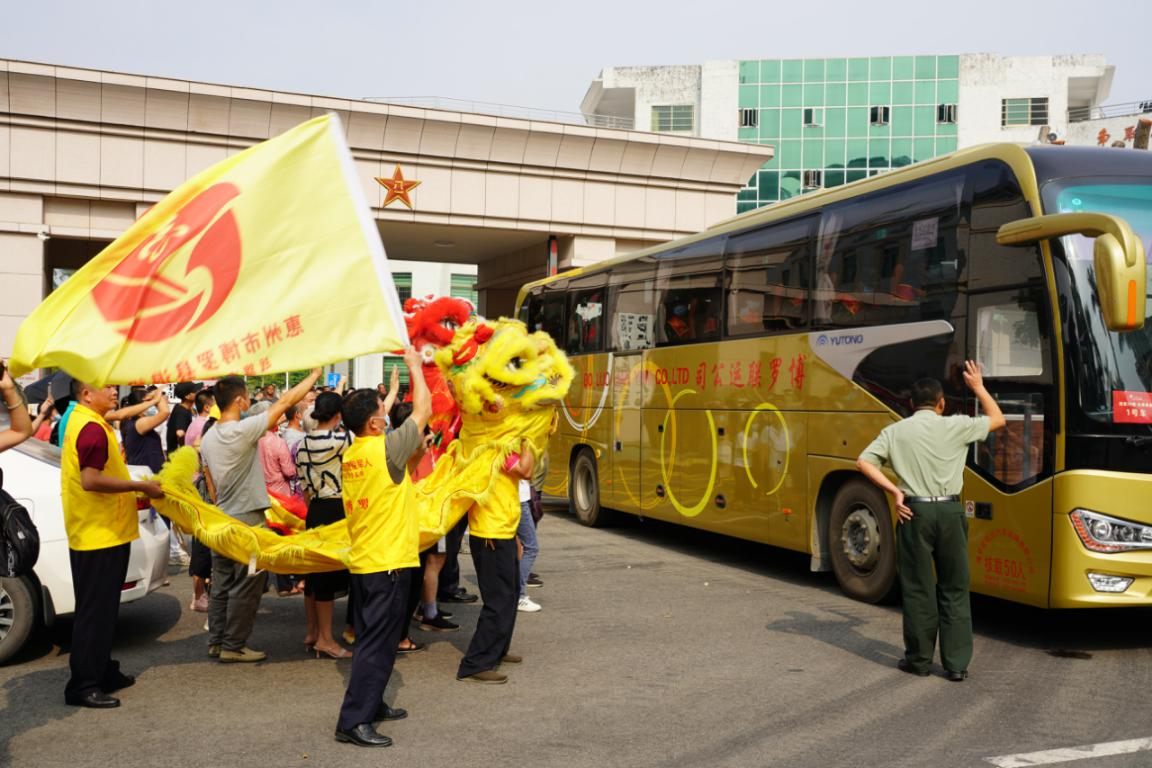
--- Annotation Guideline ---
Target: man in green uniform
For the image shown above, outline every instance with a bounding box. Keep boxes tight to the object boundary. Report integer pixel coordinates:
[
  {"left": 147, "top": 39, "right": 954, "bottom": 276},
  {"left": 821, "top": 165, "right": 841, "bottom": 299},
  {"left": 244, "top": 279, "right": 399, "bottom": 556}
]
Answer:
[{"left": 857, "top": 361, "right": 1005, "bottom": 681}]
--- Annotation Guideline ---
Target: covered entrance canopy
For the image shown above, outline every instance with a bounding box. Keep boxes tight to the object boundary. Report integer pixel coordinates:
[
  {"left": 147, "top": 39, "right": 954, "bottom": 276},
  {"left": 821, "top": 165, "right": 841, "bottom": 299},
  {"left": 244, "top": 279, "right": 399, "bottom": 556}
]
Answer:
[{"left": 0, "top": 59, "right": 772, "bottom": 370}]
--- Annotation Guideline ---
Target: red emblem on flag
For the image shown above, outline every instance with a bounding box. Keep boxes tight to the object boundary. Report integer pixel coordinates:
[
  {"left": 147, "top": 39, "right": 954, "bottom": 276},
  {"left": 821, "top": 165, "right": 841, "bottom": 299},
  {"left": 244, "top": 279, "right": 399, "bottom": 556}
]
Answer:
[{"left": 91, "top": 183, "right": 243, "bottom": 342}]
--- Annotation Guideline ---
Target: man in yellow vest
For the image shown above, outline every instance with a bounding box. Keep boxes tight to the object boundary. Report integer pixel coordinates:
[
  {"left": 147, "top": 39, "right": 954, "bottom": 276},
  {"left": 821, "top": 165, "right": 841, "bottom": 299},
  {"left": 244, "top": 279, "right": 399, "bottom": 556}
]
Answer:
[
  {"left": 61, "top": 379, "right": 164, "bottom": 709},
  {"left": 456, "top": 433, "right": 534, "bottom": 685},
  {"left": 334, "top": 347, "right": 430, "bottom": 748}
]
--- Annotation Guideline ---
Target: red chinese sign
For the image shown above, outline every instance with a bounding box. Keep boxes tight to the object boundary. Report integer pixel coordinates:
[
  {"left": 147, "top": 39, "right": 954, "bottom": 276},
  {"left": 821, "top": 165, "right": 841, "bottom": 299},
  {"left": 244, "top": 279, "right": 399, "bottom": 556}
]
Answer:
[
  {"left": 1113, "top": 390, "right": 1152, "bottom": 424},
  {"left": 128, "top": 314, "right": 304, "bottom": 386}
]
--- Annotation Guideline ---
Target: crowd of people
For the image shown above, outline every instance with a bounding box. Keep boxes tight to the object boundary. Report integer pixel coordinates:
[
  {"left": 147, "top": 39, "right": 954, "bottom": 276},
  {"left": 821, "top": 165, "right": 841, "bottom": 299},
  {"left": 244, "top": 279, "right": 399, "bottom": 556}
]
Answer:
[{"left": 0, "top": 353, "right": 549, "bottom": 746}]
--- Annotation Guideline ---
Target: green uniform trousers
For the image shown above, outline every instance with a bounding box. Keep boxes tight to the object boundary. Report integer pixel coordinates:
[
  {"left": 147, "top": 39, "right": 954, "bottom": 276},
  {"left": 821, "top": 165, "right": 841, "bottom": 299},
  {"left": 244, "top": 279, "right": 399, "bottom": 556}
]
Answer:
[{"left": 896, "top": 499, "right": 972, "bottom": 674}]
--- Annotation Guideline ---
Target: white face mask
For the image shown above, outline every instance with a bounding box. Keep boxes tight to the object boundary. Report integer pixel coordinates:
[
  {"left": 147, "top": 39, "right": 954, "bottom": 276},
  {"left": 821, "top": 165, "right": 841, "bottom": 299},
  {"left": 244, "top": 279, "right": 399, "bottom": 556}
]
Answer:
[{"left": 144, "top": 406, "right": 158, "bottom": 417}]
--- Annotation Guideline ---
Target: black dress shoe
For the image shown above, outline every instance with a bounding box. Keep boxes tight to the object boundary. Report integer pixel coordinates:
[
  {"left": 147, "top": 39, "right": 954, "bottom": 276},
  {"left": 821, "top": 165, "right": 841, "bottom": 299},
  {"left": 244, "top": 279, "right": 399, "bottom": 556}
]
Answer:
[
  {"left": 897, "top": 659, "right": 929, "bottom": 677},
  {"left": 66, "top": 690, "right": 121, "bottom": 709},
  {"left": 334, "top": 723, "right": 393, "bottom": 747},
  {"left": 373, "top": 703, "right": 408, "bottom": 721},
  {"left": 104, "top": 674, "right": 136, "bottom": 692},
  {"left": 945, "top": 669, "right": 968, "bottom": 682}
]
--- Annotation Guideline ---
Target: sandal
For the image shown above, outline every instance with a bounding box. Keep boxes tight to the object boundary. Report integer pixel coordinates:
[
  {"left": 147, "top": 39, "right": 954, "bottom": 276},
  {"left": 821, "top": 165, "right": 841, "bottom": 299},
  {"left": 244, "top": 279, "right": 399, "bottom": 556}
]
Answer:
[
  {"left": 396, "top": 638, "right": 426, "bottom": 654},
  {"left": 314, "top": 645, "right": 353, "bottom": 660}
]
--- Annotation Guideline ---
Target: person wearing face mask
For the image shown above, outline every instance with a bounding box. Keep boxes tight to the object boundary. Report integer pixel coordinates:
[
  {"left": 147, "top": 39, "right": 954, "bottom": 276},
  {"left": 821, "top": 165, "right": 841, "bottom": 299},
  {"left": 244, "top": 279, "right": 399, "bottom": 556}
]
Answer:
[
  {"left": 120, "top": 387, "right": 169, "bottom": 473},
  {"left": 199, "top": 369, "right": 322, "bottom": 663}
]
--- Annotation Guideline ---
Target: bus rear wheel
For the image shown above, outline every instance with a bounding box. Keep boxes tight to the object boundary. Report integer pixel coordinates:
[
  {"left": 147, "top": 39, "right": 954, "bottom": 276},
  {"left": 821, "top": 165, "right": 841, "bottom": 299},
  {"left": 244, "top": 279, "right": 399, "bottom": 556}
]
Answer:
[
  {"left": 828, "top": 480, "right": 897, "bottom": 603},
  {"left": 570, "top": 450, "right": 605, "bottom": 527}
]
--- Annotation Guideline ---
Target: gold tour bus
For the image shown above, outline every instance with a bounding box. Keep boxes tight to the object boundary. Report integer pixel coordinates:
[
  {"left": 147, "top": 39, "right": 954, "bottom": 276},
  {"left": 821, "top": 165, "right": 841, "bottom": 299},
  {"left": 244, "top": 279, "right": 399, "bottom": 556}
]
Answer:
[{"left": 516, "top": 143, "right": 1152, "bottom": 608}]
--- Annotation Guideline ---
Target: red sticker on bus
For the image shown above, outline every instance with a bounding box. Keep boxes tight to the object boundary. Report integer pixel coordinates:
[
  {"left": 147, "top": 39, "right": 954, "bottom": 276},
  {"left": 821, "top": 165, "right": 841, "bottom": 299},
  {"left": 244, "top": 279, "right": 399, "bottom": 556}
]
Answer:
[{"left": 1113, "top": 391, "right": 1152, "bottom": 423}]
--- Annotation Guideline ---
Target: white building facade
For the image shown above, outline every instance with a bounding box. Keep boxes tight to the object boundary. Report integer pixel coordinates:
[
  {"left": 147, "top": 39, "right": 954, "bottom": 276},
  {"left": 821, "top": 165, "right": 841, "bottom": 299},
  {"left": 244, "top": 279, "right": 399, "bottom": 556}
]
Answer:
[{"left": 584, "top": 53, "right": 1123, "bottom": 210}]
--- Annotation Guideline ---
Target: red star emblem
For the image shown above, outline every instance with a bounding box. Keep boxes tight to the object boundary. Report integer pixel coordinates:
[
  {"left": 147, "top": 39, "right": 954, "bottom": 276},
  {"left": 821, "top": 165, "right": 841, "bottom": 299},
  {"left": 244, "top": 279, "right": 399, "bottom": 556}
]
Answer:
[{"left": 375, "top": 165, "right": 421, "bottom": 209}]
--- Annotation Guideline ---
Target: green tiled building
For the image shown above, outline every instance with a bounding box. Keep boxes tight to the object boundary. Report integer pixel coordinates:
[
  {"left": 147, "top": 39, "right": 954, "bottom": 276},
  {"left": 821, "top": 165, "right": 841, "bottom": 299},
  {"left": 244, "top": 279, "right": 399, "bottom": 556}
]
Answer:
[
  {"left": 584, "top": 53, "right": 1115, "bottom": 213},
  {"left": 735, "top": 55, "right": 960, "bottom": 212}
]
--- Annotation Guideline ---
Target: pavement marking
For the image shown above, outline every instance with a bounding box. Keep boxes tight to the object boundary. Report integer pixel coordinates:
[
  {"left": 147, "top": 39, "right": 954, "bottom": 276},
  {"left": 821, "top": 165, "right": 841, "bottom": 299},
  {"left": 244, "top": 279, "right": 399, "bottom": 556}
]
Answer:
[{"left": 985, "top": 737, "right": 1152, "bottom": 767}]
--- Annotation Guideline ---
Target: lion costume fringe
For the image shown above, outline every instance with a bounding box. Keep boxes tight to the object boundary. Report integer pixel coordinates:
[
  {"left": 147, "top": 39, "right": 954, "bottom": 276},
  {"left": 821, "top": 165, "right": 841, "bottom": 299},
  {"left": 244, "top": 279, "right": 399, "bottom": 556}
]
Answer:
[{"left": 152, "top": 318, "right": 573, "bottom": 573}]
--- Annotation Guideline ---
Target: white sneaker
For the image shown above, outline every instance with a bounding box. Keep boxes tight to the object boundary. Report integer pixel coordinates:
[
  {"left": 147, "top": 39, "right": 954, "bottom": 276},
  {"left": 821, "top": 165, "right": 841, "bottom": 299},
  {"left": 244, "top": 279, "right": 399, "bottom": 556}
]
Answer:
[{"left": 517, "top": 596, "right": 541, "bottom": 613}]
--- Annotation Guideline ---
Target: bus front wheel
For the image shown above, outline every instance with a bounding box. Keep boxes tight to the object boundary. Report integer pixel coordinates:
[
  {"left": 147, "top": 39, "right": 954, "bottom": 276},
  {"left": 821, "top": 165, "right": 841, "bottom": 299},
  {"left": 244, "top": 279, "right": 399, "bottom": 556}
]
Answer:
[
  {"left": 828, "top": 480, "right": 897, "bottom": 603},
  {"left": 570, "top": 450, "right": 605, "bottom": 527}
]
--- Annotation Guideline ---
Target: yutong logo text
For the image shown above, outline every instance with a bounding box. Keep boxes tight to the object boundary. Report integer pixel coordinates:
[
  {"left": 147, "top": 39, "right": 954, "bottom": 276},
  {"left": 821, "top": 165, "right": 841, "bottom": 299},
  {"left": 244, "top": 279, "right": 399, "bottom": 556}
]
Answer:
[{"left": 816, "top": 334, "right": 865, "bottom": 347}]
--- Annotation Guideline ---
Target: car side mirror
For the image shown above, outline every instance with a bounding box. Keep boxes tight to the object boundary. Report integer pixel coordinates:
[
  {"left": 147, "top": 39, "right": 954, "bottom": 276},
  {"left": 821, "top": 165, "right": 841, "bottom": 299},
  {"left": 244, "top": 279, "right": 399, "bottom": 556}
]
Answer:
[{"left": 997, "top": 212, "right": 1146, "bottom": 331}]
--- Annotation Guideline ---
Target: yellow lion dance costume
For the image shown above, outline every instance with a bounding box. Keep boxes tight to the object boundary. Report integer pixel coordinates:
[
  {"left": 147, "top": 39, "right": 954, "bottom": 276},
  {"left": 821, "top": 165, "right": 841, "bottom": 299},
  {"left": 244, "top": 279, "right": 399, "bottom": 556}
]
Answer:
[{"left": 153, "top": 318, "right": 573, "bottom": 573}]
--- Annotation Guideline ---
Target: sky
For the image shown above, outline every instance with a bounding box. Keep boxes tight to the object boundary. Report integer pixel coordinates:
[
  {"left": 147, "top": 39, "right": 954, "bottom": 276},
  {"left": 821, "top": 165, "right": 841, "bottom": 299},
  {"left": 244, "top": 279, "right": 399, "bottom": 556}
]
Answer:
[{"left": 0, "top": 0, "right": 1147, "bottom": 112}]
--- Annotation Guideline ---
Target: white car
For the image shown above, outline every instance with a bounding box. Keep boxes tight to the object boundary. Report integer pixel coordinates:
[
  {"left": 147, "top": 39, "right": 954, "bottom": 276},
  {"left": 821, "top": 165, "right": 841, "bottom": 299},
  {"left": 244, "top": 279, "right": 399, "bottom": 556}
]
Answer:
[{"left": 0, "top": 435, "right": 170, "bottom": 664}]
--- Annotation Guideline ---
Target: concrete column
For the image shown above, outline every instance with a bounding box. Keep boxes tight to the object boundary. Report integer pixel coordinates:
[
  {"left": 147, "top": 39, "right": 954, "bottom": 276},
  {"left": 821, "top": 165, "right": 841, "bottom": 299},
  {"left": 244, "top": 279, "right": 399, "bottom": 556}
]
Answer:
[
  {"left": 0, "top": 192, "right": 46, "bottom": 360},
  {"left": 352, "top": 354, "right": 383, "bottom": 392}
]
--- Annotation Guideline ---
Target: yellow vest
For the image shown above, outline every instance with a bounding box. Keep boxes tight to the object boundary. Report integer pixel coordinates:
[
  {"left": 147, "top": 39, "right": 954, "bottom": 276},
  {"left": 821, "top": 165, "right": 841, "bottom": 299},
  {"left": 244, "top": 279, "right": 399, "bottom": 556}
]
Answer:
[
  {"left": 341, "top": 434, "right": 419, "bottom": 574},
  {"left": 61, "top": 404, "right": 140, "bottom": 551},
  {"left": 466, "top": 469, "right": 520, "bottom": 540}
]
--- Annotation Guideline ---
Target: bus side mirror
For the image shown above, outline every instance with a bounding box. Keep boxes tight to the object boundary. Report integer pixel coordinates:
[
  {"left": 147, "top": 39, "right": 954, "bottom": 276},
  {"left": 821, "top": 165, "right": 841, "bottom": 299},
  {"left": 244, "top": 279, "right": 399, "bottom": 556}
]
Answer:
[{"left": 997, "top": 212, "right": 1146, "bottom": 332}]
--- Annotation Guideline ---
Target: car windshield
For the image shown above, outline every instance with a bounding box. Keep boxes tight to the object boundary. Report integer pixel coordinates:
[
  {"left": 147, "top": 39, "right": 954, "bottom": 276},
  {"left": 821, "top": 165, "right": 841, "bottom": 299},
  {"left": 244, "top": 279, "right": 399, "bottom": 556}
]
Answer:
[{"left": 1044, "top": 179, "right": 1152, "bottom": 427}]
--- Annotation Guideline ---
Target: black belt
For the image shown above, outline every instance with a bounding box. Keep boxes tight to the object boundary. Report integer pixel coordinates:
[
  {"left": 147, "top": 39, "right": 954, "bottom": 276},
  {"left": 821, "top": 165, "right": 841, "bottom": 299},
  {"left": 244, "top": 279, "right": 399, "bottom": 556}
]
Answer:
[{"left": 905, "top": 495, "right": 959, "bottom": 503}]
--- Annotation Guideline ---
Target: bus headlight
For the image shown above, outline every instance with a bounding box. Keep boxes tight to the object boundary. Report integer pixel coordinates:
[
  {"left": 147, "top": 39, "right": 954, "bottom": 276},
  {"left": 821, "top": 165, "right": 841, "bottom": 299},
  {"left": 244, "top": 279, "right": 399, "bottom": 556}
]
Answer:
[{"left": 1070, "top": 509, "right": 1152, "bottom": 553}]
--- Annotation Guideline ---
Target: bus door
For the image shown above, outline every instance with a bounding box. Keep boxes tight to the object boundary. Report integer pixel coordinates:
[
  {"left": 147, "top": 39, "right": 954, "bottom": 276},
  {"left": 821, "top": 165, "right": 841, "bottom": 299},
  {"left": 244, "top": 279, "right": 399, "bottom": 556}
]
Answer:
[
  {"left": 961, "top": 163, "right": 1054, "bottom": 607},
  {"left": 640, "top": 252, "right": 726, "bottom": 526},
  {"left": 964, "top": 285, "right": 1054, "bottom": 607},
  {"left": 605, "top": 277, "right": 658, "bottom": 515}
]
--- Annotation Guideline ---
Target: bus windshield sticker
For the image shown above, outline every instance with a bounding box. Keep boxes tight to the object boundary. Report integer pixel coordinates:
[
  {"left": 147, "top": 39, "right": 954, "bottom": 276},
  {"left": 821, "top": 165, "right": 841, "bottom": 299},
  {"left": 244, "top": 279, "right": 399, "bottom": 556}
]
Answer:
[
  {"left": 1113, "top": 391, "right": 1152, "bottom": 424},
  {"left": 911, "top": 217, "right": 939, "bottom": 251},
  {"left": 617, "top": 312, "right": 653, "bottom": 351},
  {"left": 576, "top": 302, "right": 602, "bottom": 321}
]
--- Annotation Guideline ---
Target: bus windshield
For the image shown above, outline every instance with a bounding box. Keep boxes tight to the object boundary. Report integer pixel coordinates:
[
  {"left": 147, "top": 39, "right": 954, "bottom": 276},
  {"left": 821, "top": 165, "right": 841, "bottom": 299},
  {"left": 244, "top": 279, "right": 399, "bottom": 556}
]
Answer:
[{"left": 1044, "top": 180, "right": 1152, "bottom": 427}]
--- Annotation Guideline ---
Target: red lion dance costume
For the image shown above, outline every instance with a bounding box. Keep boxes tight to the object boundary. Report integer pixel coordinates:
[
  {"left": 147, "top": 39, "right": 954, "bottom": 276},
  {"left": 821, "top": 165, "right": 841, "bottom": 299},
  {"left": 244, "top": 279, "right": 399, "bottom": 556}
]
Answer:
[{"left": 402, "top": 294, "right": 475, "bottom": 479}]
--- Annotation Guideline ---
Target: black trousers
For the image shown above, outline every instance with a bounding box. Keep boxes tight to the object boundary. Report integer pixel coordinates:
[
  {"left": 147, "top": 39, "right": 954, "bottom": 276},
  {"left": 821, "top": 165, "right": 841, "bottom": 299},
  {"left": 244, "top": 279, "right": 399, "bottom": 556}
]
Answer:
[
  {"left": 65, "top": 543, "right": 131, "bottom": 701},
  {"left": 406, "top": 553, "right": 426, "bottom": 621},
  {"left": 457, "top": 536, "right": 518, "bottom": 677},
  {"left": 436, "top": 516, "right": 468, "bottom": 599},
  {"left": 337, "top": 569, "right": 410, "bottom": 730}
]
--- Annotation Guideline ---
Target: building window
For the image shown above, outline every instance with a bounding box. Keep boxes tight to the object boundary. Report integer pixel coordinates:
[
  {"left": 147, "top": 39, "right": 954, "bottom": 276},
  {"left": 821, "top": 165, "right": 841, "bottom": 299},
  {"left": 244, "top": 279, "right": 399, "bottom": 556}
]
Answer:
[
  {"left": 937, "top": 104, "right": 957, "bottom": 124},
  {"left": 869, "top": 106, "right": 890, "bottom": 125},
  {"left": 393, "top": 272, "right": 412, "bottom": 303},
  {"left": 652, "top": 105, "right": 694, "bottom": 133},
  {"left": 1001, "top": 98, "right": 1049, "bottom": 126},
  {"left": 739, "top": 108, "right": 759, "bottom": 128},
  {"left": 449, "top": 273, "right": 477, "bottom": 305},
  {"left": 802, "top": 170, "right": 824, "bottom": 189},
  {"left": 803, "top": 108, "right": 823, "bottom": 127}
]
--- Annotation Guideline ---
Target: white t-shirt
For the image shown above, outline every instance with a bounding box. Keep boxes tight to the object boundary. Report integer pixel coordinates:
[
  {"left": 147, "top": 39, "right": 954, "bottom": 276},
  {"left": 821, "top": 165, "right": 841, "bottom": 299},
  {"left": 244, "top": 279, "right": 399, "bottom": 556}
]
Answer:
[{"left": 518, "top": 478, "right": 532, "bottom": 503}]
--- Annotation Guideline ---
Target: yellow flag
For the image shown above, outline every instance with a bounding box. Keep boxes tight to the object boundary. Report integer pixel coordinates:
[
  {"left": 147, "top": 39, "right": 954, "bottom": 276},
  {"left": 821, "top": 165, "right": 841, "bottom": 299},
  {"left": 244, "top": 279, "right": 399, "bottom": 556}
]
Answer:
[{"left": 9, "top": 114, "right": 408, "bottom": 384}]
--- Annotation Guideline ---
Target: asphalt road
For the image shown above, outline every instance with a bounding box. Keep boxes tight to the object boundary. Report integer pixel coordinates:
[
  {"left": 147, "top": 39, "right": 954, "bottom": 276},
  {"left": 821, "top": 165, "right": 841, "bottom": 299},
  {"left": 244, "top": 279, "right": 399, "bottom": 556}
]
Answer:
[{"left": 3, "top": 507, "right": 1152, "bottom": 768}]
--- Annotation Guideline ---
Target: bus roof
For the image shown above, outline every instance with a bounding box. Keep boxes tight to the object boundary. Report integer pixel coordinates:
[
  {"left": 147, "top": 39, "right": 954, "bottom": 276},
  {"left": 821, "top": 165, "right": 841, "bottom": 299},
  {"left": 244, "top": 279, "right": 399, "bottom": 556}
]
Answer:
[{"left": 518, "top": 143, "right": 1152, "bottom": 303}]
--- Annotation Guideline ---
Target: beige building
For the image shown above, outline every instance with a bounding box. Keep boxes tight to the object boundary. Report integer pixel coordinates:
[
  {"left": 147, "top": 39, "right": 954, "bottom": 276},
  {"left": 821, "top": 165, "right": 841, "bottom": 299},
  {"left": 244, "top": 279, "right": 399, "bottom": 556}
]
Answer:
[{"left": 0, "top": 58, "right": 771, "bottom": 383}]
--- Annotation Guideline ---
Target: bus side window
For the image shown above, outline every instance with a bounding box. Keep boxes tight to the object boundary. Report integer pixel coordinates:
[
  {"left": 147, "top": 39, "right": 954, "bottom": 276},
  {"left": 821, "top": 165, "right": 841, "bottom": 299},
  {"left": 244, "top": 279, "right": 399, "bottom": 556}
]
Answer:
[
  {"left": 968, "top": 287, "right": 1052, "bottom": 488},
  {"left": 523, "top": 291, "right": 543, "bottom": 330},
  {"left": 968, "top": 161, "right": 1044, "bottom": 289},
  {"left": 725, "top": 216, "right": 814, "bottom": 337},
  {"left": 656, "top": 273, "right": 722, "bottom": 346},
  {"left": 610, "top": 281, "right": 657, "bottom": 352},
  {"left": 815, "top": 173, "right": 965, "bottom": 329},
  {"left": 539, "top": 293, "right": 567, "bottom": 346},
  {"left": 567, "top": 288, "right": 606, "bottom": 355}
]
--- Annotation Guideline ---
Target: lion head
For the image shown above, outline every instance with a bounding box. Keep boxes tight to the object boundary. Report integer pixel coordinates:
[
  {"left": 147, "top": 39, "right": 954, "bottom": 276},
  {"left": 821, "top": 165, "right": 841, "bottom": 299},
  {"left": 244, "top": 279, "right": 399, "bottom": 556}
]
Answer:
[
  {"left": 435, "top": 319, "right": 574, "bottom": 415},
  {"left": 404, "top": 295, "right": 475, "bottom": 364}
]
